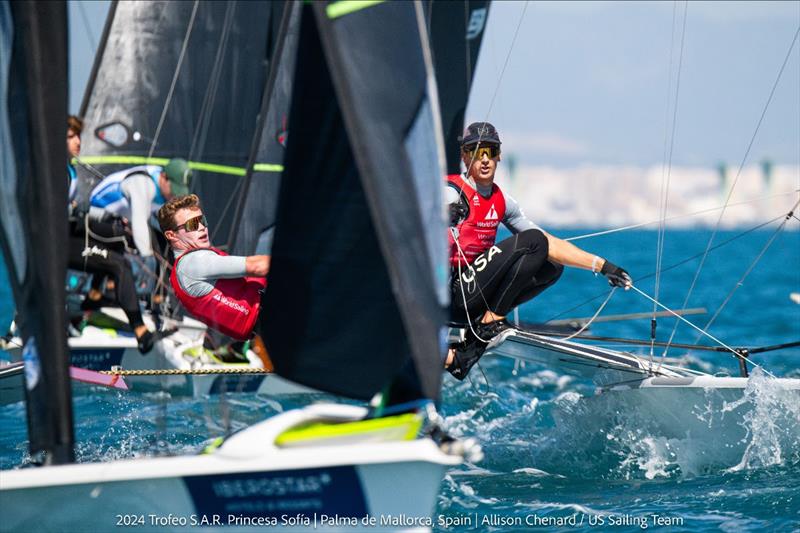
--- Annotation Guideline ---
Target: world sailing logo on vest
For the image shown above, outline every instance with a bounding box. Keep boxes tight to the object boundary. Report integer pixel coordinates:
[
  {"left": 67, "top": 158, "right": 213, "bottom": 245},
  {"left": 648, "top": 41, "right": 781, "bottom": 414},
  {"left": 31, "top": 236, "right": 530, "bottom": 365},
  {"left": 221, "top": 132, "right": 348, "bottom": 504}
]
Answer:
[
  {"left": 212, "top": 293, "right": 249, "bottom": 315},
  {"left": 485, "top": 204, "right": 499, "bottom": 221}
]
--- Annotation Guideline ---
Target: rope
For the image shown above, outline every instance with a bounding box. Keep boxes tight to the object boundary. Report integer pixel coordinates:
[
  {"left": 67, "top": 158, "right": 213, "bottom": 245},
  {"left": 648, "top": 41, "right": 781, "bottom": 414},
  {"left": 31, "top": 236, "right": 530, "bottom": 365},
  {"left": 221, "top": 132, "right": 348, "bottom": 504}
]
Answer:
[
  {"left": 564, "top": 189, "right": 799, "bottom": 242},
  {"left": 548, "top": 212, "right": 786, "bottom": 322},
  {"left": 480, "top": 1, "right": 527, "bottom": 125},
  {"left": 147, "top": 0, "right": 200, "bottom": 159},
  {"left": 187, "top": 1, "right": 235, "bottom": 163},
  {"left": 77, "top": 1, "right": 98, "bottom": 55},
  {"left": 101, "top": 367, "right": 271, "bottom": 376},
  {"left": 562, "top": 288, "right": 616, "bottom": 341},
  {"left": 451, "top": 227, "right": 494, "bottom": 343},
  {"left": 695, "top": 200, "right": 799, "bottom": 340},
  {"left": 662, "top": 24, "right": 800, "bottom": 355},
  {"left": 629, "top": 284, "right": 776, "bottom": 378},
  {"left": 652, "top": 1, "right": 688, "bottom": 358}
]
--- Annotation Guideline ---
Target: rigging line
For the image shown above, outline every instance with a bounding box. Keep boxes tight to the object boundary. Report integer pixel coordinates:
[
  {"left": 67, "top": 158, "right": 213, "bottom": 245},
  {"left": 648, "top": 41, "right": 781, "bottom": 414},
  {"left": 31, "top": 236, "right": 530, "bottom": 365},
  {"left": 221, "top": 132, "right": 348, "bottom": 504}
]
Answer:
[
  {"left": 460, "top": 2, "right": 528, "bottom": 191},
  {"left": 77, "top": 1, "right": 98, "bottom": 55},
  {"left": 653, "top": 1, "right": 687, "bottom": 358},
  {"left": 562, "top": 288, "right": 616, "bottom": 341},
  {"left": 188, "top": 1, "right": 236, "bottom": 163},
  {"left": 650, "top": 2, "right": 685, "bottom": 358},
  {"left": 147, "top": 0, "right": 200, "bottom": 159},
  {"left": 225, "top": 3, "right": 298, "bottom": 250},
  {"left": 547, "top": 212, "right": 786, "bottom": 321},
  {"left": 695, "top": 200, "right": 800, "bottom": 340},
  {"left": 210, "top": 171, "right": 247, "bottom": 242},
  {"left": 464, "top": 1, "right": 472, "bottom": 91},
  {"left": 629, "top": 284, "right": 777, "bottom": 378},
  {"left": 481, "top": 1, "right": 527, "bottom": 122},
  {"left": 452, "top": 228, "right": 494, "bottom": 344},
  {"left": 662, "top": 24, "right": 800, "bottom": 355},
  {"left": 563, "top": 189, "right": 800, "bottom": 241}
]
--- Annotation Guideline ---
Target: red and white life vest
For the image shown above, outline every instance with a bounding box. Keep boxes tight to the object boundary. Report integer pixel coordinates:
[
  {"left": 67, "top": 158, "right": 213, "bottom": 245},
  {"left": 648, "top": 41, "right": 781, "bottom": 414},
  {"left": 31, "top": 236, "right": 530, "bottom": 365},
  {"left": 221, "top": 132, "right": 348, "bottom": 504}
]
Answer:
[
  {"left": 447, "top": 174, "right": 506, "bottom": 266},
  {"left": 170, "top": 247, "right": 266, "bottom": 340}
]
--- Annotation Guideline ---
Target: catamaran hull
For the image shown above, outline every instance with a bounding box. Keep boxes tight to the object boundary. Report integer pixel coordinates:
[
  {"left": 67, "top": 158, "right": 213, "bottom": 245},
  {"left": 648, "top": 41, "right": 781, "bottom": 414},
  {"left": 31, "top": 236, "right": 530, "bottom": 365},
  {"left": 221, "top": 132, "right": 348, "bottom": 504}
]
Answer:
[{"left": 0, "top": 405, "right": 462, "bottom": 532}]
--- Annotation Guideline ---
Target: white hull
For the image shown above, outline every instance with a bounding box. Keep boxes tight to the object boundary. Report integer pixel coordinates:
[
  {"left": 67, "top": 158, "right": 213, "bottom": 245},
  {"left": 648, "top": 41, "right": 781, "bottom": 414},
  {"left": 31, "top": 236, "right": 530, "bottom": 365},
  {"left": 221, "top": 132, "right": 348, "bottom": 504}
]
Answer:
[
  {"left": 602, "top": 375, "right": 800, "bottom": 440},
  {"left": 3, "top": 310, "right": 316, "bottom": 398},
  {"left": 0, "top": 404, "right": 463, "bottom": 532},
  {"left": 487, "top": 330, "right": 800, "bottom": 455},
  {"left": 486, "top": 329, "right": 691, "bottom": 385}
]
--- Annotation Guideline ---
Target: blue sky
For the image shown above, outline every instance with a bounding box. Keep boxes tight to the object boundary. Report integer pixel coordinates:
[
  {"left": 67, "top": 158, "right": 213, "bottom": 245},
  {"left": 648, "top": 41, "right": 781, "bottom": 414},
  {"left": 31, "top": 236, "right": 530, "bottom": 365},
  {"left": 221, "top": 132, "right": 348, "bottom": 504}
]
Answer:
[
  {"left": 69, "top": 1, "right": 799, "bottom": 168},
  {"left": 466, "top": 1, "right": 800, "bottom": 168}
]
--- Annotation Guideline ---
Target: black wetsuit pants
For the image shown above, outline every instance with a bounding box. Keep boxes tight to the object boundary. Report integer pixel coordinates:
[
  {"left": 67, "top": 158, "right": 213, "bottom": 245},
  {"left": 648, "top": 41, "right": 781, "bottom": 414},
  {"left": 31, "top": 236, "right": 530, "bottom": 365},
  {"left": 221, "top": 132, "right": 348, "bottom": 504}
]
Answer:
[
  {"left": 67, "top": 219, "right": 145, "bottom": 330},
  {"left": 449, "top": 229, "right": 563, "bottom": 324}
]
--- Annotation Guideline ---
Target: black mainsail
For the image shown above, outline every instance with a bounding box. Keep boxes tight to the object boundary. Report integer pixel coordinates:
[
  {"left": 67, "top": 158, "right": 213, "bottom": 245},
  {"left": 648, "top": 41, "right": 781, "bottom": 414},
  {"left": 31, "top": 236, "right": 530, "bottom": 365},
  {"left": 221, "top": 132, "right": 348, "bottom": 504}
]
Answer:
[
  {"left": 79, "top": 1, "right": 283, "bottom": 242},
  {"left": 426, "top": 0, "right": 490, "bottom": 174},
  {"left": 227, "top": 1, "right": 301, "bottom": 256},
  {"left": 0, "top": 1, "right": 72, "bottom": 464},
  {"left": 258, "top": 1, "right": 449, "bottom": 401}
]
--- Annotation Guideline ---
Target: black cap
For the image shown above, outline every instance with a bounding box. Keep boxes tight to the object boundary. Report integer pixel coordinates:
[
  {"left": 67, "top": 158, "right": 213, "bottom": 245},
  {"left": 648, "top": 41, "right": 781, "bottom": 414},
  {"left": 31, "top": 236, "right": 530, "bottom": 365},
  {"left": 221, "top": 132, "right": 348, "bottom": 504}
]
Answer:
[{"left": 459, "top": 122, "right": 501, "bottom": 147}]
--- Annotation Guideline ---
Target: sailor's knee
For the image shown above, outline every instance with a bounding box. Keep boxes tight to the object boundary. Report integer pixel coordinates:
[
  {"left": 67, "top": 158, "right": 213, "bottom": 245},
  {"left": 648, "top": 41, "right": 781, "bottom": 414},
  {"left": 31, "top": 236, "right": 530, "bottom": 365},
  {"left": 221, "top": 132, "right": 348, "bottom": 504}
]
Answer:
[{"left": 518, "top": 229, "right": 548, "bottom": 252}]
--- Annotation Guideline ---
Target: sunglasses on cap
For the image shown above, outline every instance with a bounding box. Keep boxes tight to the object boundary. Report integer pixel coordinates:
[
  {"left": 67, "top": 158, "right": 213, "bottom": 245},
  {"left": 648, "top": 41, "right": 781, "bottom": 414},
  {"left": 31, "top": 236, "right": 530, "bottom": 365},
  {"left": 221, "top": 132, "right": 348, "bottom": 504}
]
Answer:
[
  {"left": 463, "top": 144, "right": 500, "bottom": 160},
  {"left": 175, "top": 214, "right": 208, "bottom": 232}
]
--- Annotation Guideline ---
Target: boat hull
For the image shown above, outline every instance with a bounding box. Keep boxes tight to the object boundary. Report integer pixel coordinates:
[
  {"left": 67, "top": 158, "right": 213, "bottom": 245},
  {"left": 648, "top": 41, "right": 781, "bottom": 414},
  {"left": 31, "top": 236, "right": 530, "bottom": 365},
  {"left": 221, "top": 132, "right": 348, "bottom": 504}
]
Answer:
[
  {"left": 0, "top": 405, "right": 461, "bottom": 532},
  {"left": 4, "top": 312, "right": 316, "bottom": 398}
]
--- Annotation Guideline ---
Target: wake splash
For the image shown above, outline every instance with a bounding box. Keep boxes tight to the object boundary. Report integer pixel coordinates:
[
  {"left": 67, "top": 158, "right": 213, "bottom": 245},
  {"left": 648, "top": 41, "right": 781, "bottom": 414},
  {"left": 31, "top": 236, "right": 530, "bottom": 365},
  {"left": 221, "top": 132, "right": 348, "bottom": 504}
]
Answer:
[
  {"left": 723, "top": 369, "right": 800, "bottom": 472},
  {"left": 530, "top": 370, "right": 800, "bottom": 480}
]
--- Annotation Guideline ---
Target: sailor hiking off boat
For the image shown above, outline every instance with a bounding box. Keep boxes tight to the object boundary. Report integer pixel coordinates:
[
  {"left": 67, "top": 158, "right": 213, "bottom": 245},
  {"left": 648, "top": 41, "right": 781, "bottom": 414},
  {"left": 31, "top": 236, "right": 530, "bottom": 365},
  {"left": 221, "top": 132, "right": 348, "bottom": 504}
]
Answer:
[
  {"left": 89, "top": 157, "right": 192, "bottom": 258},
  {"left": 445, "top": 122, "right": 632, "bottom": 379},
  {"left": 66, "top": 115, "right": 156, "bottom": 353},
  {"left": 159, "top": 194, "right": 269, "bottom": 341}
]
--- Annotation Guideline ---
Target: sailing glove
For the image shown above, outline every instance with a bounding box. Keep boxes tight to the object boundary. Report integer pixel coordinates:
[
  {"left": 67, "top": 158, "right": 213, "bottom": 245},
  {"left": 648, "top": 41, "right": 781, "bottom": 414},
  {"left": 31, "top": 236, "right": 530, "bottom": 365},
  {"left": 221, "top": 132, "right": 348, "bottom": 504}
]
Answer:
[
  {"left": 601, "top": 260, "right": 632, "bottom": 289},
  {"left": 449, "top": 201, "right": 468, "bottom": 226}
]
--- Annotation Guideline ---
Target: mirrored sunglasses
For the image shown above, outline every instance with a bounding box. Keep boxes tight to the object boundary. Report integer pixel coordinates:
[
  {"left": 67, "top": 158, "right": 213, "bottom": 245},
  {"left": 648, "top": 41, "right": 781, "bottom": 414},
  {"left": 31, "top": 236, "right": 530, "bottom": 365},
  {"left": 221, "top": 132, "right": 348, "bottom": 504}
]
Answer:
[
  {"left": 463, "top": 144, "right": 500, "bottom": 160},
  {"left": 176, "top": 214, "right": 207, "bottom": 232}
]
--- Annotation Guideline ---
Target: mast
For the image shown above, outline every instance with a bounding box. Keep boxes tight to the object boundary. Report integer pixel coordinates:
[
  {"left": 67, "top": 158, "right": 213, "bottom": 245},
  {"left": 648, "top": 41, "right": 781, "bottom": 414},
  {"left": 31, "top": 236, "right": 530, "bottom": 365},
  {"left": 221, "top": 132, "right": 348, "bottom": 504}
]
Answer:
[
  {"left": 79, "top": 0, "right": 117, "bottom": 117},
  {"left": 1, "top": 0, "right": 73, "bottom": 464}
]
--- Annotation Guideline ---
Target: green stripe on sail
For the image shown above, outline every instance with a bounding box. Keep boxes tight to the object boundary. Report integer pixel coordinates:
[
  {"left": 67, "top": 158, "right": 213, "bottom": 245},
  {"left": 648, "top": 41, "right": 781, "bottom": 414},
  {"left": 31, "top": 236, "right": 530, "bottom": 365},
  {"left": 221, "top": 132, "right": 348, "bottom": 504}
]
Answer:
[
  {"left": 253, "top": 163, "right": 284, "bottom": 172},
  {"left": 188, "top": 162, "right": 245, "bottom": 176},
  {"left": 326, "top": 0, "right": 384, "bottom": 20},
  {"left": 76, "top": 155, "right": 170, "bottom": 166},
  {"left": 75, "top": 156, "right": 284, "bottom": 176}
]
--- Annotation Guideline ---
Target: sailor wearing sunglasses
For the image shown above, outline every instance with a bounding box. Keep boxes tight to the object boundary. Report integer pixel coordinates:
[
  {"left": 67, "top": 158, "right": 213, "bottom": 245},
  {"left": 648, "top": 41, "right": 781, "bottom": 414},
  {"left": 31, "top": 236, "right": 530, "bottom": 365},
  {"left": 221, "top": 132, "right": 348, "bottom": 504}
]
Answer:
[
  {"left": 445, "top": 122, "right": 632, "bottom": 380},
  {"left": 158, "top": 195, "right": 269, "bottom": 340}
]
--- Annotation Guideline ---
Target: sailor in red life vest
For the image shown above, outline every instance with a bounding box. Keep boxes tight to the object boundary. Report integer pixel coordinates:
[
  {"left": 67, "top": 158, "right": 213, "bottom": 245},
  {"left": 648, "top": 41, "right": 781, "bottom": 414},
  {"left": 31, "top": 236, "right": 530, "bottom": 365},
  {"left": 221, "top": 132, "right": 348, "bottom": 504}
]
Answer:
[
  {"left": 158, "top": 194, "right": 269, "bottom": 341},
  {"left": 445, "top": 122, "right": 632, "bottom": 380}
]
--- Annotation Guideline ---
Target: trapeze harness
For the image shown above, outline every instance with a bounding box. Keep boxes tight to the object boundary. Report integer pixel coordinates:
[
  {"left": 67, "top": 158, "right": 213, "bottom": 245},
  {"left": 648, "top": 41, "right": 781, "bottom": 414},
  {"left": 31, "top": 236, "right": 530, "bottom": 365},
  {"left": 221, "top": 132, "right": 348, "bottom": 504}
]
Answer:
[
  {"left": 170, "top": 248, "right": 266, "bottom": 340},
  {"left": 447, "top": 174, "right": 506, "bottom": 267}
]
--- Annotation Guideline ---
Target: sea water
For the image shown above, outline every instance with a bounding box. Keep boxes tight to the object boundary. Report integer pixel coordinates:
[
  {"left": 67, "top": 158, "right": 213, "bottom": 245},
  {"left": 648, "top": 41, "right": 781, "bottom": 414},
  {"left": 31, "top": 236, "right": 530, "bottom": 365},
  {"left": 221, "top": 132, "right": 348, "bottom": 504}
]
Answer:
[{"left": 1, "top": 228, "right": 799, "bottom": 532}]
